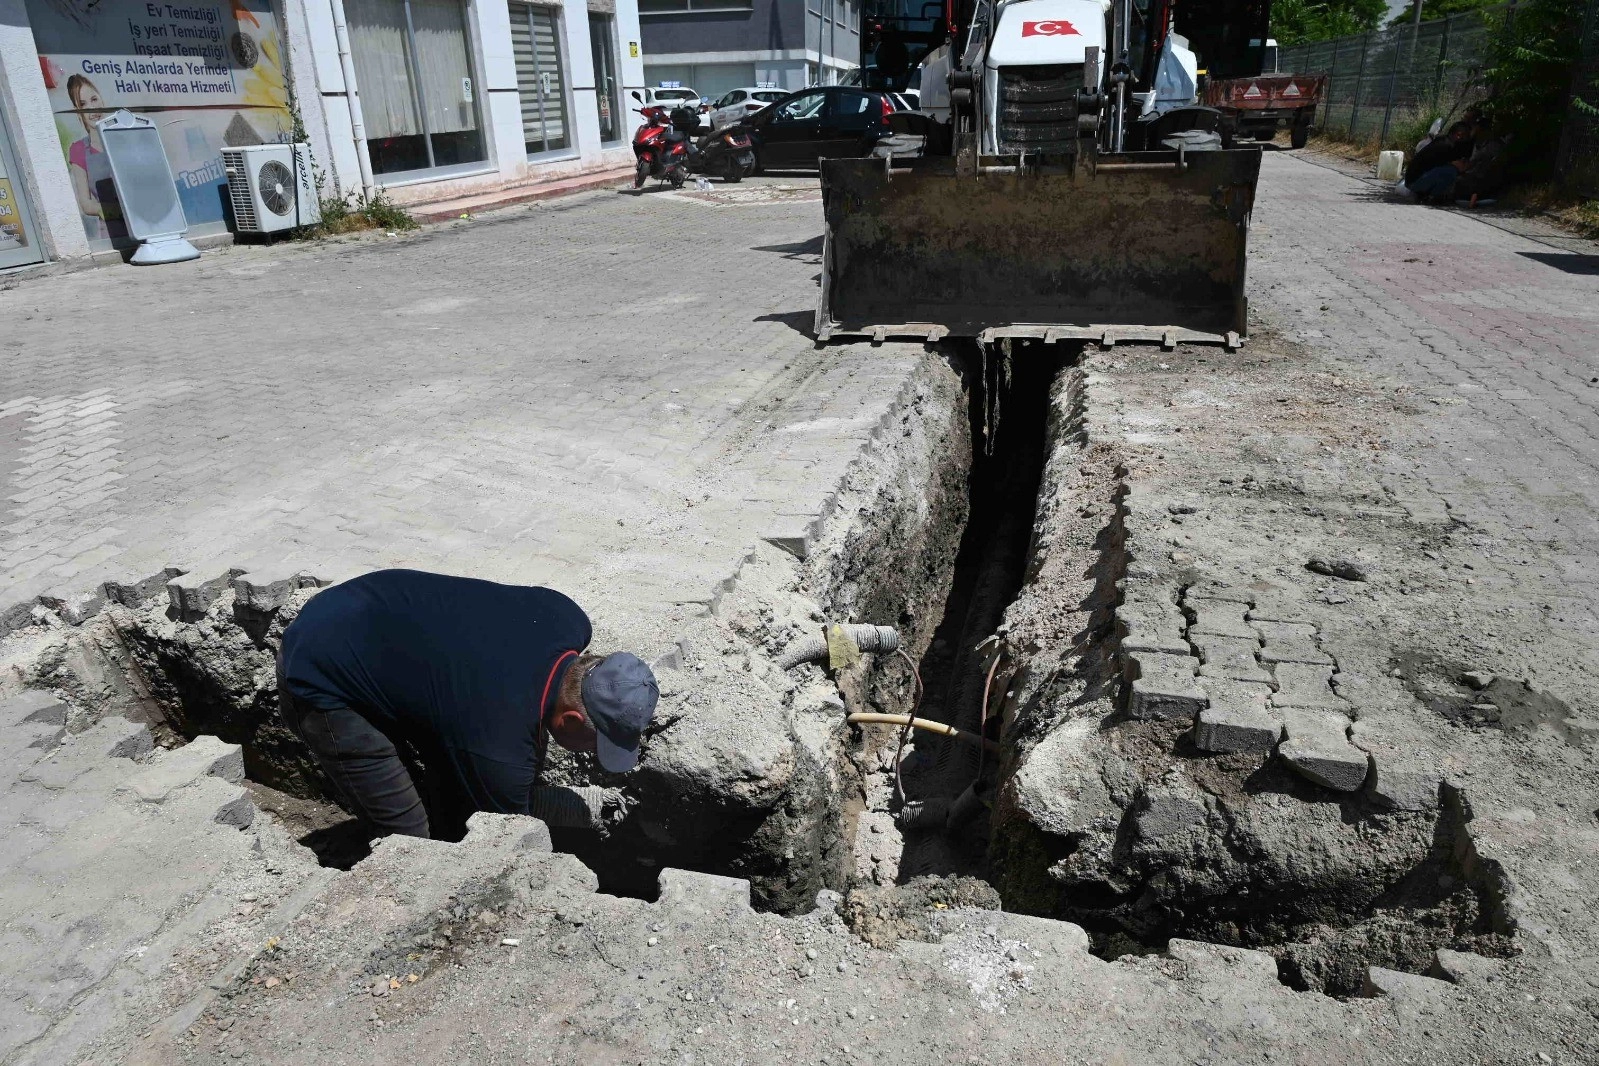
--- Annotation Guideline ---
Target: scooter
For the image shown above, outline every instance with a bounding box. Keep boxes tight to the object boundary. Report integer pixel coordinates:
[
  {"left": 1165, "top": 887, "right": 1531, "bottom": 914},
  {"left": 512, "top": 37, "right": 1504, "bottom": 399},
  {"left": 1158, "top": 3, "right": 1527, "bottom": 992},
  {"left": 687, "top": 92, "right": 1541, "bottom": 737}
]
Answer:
[
  {"left": 692, "top": 127, "right": 756, "bottom": 184},
  {"left": 629, "top": 95, "right": 692, "bottom": 190}
]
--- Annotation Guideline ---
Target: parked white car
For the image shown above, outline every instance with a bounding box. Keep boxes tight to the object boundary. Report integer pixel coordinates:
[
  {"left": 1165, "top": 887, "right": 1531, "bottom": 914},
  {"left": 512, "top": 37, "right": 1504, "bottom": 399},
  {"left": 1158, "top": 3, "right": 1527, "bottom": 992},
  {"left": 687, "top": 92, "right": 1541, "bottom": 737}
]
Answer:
[
  {"left": 640, "top": 85, "right": 703, "bottom": 112},
  {"left": 707, "top": 86, "right": 790, "bottom": 130}
]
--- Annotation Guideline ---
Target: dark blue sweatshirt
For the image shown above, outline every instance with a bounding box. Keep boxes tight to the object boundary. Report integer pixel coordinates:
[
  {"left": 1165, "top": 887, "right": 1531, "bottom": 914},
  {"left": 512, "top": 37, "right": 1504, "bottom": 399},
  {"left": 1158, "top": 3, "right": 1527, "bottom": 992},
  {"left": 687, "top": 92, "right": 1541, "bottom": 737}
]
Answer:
[{"left": 279, "top": 569, "right": 592, "bottom": 815}]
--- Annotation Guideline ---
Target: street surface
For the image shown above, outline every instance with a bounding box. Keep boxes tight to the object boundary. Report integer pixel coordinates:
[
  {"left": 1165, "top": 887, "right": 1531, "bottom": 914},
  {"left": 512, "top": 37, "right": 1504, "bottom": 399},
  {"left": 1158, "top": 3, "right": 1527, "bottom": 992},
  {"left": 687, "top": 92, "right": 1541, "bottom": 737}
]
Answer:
[
  {"left": 1, "top": 152, "right": 1597, "bottom": 1064},
  {"left": 0, "top": 179, "right": 921, "bottom": 653}
]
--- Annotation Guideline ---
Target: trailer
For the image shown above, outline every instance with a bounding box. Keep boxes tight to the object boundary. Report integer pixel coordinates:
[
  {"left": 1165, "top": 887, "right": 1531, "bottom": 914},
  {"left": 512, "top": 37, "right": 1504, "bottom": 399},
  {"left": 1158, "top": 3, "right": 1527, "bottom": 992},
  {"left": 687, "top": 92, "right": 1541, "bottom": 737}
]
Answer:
[{"left": 1204, "top": 36, "right": 1325, "bottom": 153}]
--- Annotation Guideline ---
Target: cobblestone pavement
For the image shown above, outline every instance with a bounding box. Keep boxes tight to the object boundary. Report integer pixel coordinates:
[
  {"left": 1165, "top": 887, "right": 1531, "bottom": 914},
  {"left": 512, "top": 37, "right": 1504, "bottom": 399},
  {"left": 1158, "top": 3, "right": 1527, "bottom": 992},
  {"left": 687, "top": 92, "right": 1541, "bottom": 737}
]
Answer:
[
  {"left": 1091, "top": 149, "right": 1599, "bottom": 1018},
  {"left": 1251, "top": 149, "right": 1599, "bottom": 669},
  {"left": 0, "top": 179, "right": 918, "bottom": 653}
]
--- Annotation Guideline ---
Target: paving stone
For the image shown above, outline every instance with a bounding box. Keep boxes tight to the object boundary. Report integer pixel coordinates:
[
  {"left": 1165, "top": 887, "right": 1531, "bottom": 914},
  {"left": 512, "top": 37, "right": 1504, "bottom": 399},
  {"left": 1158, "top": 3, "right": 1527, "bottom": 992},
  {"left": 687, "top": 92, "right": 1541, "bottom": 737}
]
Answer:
[
  {"left": 1127, "top": 651, "right": 1206, "bottom": 721},
  {"left": 1166, "top": 939, "right": 1282, "bottom": 988},
  {"left": 230, "top": 570, "right": 323, "bottom": 615},
  {"left": 1186, "top": 583, "right": 1256, "bottom": 606},
  {"left": 166, "top": 567, "right": 248, "bottom": 622},
  {"left": 34, "top": 588, "right": 105, "bottom": 625},
  {"left": 1279, "top": 710, "right": 1370, "bottom": 791},
  {"left": 1115, "top": 602, "right": 1190, "bottom": 656},
  {"left": 102, "top": 568, "right": 186, "bottom": 607},
  {"left": 1194, "top": 704, "right": 1282, "bottom": 754},
  {"left": 1348, "top": 720, "right": 1441, "bottom": 811},
  {"left": 1186, "top": 602, "right": 1257, "bottom": 639},
  {"left": 1244, "top": 596, "right": 1312, "bottom": 624},
  {"left": 1195, "top": 635, "right": 1273, "bottom": 684},
  {"left": 1429, "top": 948, "right": 1506, "bottom": 984},
  {"left": 657, "top": 867, "right": 753, "bottom": 913},
  {"left": 121, "top": 736, "right": 245, "bottom": 803},
  {"left": 1361, "top": 966, "right": 1455, "bottom": 1002},
  {"left": 1251, "top": 620, "right": 1335, "bottom": 667},
  {"left": 1270, "top": 663, "right": 1352, "bottom": 712},
  {"left": 1, "top": 690, "right": 68, "bottom": 727}
]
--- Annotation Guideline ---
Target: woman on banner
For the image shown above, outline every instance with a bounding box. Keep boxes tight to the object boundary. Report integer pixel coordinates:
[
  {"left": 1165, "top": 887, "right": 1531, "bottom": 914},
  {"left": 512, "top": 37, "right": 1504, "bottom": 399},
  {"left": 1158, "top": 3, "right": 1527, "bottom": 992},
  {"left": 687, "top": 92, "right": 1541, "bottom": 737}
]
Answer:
[{"left": 65, "top": 74, "right": 123, "bottom": 240}]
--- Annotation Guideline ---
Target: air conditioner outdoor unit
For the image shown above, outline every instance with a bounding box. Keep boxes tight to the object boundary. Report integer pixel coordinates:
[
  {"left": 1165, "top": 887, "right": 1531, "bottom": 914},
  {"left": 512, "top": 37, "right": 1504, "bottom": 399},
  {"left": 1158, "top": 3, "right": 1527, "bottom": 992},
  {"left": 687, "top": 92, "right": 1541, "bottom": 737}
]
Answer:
[{"left": 222, "top": 143, "right": 319, "bottom": 235}]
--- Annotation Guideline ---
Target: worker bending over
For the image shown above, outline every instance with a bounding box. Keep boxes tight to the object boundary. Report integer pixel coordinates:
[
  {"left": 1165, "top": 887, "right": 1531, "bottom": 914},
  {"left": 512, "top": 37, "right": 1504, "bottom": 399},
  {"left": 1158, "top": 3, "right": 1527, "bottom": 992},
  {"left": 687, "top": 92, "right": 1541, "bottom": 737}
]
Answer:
[{"left": 277, "top": 568, "right": 658, "bottom": 840}]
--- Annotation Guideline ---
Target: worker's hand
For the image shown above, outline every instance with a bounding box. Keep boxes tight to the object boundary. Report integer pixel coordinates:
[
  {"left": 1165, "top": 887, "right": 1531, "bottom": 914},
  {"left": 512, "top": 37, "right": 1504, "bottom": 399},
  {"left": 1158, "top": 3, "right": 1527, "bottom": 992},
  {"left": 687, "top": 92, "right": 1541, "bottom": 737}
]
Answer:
[{"left": 597, "top": 787, "right": 631, "bottom": 837}]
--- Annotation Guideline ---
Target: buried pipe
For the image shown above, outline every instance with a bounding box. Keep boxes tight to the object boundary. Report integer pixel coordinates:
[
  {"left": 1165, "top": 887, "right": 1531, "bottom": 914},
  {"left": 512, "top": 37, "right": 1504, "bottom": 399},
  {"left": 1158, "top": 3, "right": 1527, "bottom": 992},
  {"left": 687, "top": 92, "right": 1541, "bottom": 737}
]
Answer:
[
  {"left": 845, "top": 712, "right": 1001, "bottom": 755},
  {"left": 777, "top": 625, "right": 900, "bottom": 670}
]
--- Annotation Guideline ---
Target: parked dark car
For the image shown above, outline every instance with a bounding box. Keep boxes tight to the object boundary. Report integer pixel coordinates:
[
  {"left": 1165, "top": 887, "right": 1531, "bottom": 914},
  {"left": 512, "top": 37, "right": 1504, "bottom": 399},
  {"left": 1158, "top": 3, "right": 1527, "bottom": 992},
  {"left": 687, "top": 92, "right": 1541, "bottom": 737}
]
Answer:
[{"left": 728, "top": 85, "right": 909, "bottom": 173}]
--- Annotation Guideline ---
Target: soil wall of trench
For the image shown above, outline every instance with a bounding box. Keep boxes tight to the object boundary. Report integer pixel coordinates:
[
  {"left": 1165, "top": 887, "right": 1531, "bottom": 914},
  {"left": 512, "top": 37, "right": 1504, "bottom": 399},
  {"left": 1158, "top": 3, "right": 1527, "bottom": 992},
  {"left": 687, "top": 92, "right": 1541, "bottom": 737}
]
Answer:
[
  {"left": 13, "top": 353, "right": 976, "bottom": 917},
  {"left": 981, "top": 364, "right": 1518, "bottom": 996}
]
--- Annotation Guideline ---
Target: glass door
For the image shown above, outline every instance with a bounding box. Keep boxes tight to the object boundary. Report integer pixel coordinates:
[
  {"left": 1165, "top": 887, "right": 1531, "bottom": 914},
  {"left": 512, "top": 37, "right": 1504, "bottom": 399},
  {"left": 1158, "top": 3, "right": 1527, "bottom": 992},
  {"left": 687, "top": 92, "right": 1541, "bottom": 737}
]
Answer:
[
  {"left": 588, "top": 13, "right": 620, "bottom": 143},
  {"left": 511, "top": 4, "right": 571, "bottom": 154},
  {"left": 0, "top": 107, "right": 43, "bottom": 269}
]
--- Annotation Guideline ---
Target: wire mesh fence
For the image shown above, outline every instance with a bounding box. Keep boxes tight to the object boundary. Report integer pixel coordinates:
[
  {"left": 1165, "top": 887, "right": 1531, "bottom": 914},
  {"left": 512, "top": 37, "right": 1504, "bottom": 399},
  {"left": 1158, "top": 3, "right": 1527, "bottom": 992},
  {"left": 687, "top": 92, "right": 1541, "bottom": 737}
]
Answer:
[
  {"left": 1556, "top": 0, "right": 1599, "bottom": 194},
  {"left": 1278, "top": 6, "right": 1508, "bottom": 148}
]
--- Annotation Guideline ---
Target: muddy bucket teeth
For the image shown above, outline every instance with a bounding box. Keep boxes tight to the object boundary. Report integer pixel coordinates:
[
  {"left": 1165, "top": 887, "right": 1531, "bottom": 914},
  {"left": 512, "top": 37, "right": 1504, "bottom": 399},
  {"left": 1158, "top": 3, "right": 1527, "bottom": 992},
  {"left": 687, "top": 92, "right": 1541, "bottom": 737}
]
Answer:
[{"left": 816, "top": 150, "right": 1261, "bottom": 346}]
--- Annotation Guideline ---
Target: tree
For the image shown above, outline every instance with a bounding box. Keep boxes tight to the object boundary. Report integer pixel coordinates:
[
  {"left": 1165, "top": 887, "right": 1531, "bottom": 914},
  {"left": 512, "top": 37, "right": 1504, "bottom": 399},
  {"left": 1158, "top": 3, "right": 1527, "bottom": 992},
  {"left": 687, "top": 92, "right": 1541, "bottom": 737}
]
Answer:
[
  {"left": 1386, "top": 0, "right": 1502, "bottom": 27},
  {"left": 1479, "top": 0, "right": 1588, "bottom": 171},
  {"left": 1272, "top": 0, "right": 1389, "bottom": 44}
]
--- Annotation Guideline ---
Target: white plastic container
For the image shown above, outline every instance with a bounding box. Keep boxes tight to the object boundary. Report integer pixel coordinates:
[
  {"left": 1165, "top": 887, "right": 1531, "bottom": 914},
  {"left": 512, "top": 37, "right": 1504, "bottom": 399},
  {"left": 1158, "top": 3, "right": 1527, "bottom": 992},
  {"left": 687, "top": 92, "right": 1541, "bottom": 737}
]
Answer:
[{"left": 1376, "top": 150, "right": 1405, "bottom": 182}]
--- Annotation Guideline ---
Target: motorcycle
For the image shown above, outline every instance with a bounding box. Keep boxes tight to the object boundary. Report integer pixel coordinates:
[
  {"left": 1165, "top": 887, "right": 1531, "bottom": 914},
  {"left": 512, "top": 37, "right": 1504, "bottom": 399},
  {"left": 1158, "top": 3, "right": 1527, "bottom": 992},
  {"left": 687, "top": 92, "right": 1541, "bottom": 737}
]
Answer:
[
  {"left": 629, "top": 96, "right": 693, "bottom": 190},
  {"left": 691, "top": 127, "right": 756, "bottom": 184}
]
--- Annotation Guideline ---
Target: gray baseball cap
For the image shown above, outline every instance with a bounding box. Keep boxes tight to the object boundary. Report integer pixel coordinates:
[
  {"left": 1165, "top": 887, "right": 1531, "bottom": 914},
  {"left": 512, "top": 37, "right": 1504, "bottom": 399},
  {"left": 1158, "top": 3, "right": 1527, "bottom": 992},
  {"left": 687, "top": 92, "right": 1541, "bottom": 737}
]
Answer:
[{"left": 580, "top": 652, "right": 659, "bottom": 773}]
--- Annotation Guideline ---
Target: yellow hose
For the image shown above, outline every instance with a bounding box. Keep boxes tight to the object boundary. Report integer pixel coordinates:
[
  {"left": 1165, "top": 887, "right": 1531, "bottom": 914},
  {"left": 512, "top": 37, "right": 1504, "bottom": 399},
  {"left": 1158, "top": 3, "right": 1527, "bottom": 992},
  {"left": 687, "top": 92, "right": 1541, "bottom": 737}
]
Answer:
[{"left": 845, "top": 712, "right": 1001, "bottom": 755}]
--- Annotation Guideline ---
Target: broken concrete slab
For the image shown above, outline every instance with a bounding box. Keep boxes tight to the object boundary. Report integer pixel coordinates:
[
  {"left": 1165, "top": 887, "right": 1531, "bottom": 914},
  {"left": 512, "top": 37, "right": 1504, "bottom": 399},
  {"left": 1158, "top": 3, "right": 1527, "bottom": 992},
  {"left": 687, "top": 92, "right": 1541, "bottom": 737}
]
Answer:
[{"left": 230, "top": 570, "right": 324, "bottom": 616}]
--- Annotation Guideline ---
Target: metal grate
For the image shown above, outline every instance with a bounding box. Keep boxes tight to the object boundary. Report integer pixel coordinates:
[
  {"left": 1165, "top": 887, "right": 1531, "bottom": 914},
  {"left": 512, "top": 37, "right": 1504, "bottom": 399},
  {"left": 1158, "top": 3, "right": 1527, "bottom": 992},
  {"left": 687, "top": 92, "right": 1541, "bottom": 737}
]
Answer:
[
  {"left": 1278, "top": 6, "right": 1508, "bottom": 146},
  {"left": 996, "top": 66, "right": 1086, "bottom": 155},
  {"left": 221, "top": 149, "right": 259, "bottom": 232}
]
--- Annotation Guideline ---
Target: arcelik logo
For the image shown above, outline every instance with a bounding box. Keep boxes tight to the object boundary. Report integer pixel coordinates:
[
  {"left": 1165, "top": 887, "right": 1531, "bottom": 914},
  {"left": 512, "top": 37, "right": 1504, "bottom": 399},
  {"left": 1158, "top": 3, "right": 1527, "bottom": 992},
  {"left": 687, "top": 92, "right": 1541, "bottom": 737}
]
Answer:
[{"left": 1022, "top": 19, "right": 1079, "bottom": 36}]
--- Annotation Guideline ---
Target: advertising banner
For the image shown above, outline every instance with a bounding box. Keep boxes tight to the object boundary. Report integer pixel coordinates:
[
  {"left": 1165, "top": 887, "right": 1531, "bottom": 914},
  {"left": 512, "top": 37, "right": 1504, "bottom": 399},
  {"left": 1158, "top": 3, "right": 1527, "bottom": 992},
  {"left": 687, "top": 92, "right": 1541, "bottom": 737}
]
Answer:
[{"left": 29, "top": 0, "right": 293, "bottom": 247}]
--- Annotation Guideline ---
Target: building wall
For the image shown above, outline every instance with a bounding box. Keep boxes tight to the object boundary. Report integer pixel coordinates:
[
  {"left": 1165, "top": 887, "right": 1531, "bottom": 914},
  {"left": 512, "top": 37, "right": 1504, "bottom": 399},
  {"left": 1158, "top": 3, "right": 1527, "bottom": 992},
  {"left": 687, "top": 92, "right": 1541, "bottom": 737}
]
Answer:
[
  {"left": 640, "top": 0, "right": 857, "bottom": 96},
  {"left": 303, "top": 0, "right": 647, "bottom": 210},
  {"left": 0, "top": 0, "right": 646, "bottom": 267},
  {"left": 0, "top": 0, "right": 90, "bottom": 261}
]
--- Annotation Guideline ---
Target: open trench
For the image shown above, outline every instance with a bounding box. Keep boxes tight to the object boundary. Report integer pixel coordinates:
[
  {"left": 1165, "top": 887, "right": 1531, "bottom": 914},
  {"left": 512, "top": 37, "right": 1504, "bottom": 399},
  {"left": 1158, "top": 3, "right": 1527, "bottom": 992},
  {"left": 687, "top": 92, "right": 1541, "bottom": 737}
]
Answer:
[{"left": 15, "top": 339, "right": 1516, "bottom": 998}]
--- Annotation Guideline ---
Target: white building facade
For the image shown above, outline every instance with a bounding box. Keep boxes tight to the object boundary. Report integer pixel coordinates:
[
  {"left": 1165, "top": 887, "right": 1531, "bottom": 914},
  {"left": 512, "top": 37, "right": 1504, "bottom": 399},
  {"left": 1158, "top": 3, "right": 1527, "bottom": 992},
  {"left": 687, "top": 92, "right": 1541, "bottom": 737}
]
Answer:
[{"left": 0, "top": 0, "right": 646, "bottom": 267}]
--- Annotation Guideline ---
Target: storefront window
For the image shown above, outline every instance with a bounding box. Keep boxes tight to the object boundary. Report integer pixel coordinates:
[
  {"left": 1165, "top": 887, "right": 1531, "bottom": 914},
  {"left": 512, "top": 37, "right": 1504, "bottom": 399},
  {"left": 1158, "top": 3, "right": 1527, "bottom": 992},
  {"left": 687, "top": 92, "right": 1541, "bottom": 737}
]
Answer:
[
  {"left": 589, "top": 13, "right": 621, "bottom": 144},
  {"left": 347, "top": 0, "right": 486, "bottom": 176},
  {"left": 512, "top": 5, "right": 570, "bottom": 155}
]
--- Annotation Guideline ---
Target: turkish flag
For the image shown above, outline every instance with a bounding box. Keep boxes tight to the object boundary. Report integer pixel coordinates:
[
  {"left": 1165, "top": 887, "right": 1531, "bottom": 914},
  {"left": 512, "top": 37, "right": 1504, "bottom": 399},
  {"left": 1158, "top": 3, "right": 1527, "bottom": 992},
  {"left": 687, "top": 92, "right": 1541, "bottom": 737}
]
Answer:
[{"left": 1022, "top": 19, "right": 1079, "bottom": 36}]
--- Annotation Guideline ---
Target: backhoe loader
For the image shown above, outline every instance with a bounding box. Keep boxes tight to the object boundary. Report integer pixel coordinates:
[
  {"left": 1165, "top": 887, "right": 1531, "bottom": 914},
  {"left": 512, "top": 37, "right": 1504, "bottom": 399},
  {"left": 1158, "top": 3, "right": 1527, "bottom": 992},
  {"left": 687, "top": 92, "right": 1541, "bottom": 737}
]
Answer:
[{"left": 818, "top": 0, "right": 1270, "bottom": 349}]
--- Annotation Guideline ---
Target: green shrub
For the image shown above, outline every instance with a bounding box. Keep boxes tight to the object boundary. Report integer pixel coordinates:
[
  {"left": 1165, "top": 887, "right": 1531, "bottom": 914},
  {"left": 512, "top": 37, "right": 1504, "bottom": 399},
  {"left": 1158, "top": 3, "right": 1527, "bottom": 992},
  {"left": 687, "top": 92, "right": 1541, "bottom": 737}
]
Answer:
[
  {"left": 299, "top": 189, "right": 419, "bottom": 239},
  {"left": 1479, "top": 0, "right": 1587, "bottom": 176}
]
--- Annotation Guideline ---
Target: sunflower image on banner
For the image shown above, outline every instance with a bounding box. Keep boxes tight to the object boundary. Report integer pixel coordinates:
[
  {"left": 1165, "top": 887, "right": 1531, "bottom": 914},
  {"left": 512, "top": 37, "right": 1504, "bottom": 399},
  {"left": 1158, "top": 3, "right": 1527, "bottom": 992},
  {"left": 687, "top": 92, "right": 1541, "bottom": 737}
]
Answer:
[{"left": 30, "top": 0, "right": 293, "bottom": 247}]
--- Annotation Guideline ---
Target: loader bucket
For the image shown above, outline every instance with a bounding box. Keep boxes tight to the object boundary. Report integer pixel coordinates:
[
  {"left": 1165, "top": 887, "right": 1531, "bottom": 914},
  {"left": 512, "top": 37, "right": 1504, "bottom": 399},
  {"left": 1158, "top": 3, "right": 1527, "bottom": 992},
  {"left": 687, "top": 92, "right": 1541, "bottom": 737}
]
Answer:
[{"left": 816, "top": 149, "right": 1260, "bottom": 346}]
